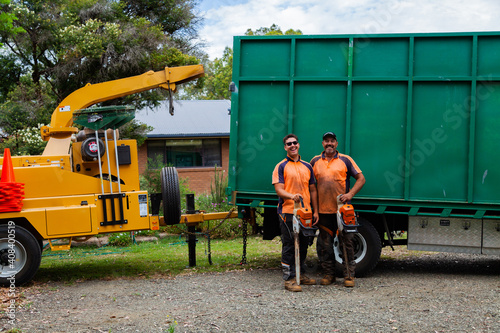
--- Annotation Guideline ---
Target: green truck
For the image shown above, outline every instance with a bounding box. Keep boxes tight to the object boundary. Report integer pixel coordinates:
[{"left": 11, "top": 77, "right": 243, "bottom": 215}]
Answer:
[{"left": 227, "top": 32, "right": 500, "bottom": 276}]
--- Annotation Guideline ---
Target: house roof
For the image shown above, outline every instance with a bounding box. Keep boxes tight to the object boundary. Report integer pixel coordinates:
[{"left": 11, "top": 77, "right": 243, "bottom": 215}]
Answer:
[{"left": 135, "top": 100, "right": 231, "bottom": 138}]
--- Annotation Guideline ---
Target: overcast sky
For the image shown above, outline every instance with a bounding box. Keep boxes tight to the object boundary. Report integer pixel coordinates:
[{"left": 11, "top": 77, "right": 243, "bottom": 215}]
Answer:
[{"left": 197, "top": 0, "right": 500, "bottom": 60}]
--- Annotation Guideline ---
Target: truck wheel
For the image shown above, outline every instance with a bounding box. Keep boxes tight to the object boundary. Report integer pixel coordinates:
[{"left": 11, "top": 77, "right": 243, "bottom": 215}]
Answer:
[
  {"left": 161, "top": 167, "right": 181, "bottom": 225},
  {"left": 0, "top": 224, "right": 42, "bottom": 287},
  {"left": 333, "top": 217, "right": 381, "bottom": 277}
]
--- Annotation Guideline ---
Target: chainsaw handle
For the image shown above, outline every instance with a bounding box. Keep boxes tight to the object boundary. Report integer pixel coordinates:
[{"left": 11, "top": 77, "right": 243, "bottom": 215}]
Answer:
[{"left": 299, "top": 196, "right": 305, "bottom": 208}]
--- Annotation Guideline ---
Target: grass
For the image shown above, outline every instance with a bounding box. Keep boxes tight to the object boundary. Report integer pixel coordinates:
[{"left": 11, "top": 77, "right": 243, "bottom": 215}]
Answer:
[{"left": 35, "top": 235, "right": 283, "bottom": 284}]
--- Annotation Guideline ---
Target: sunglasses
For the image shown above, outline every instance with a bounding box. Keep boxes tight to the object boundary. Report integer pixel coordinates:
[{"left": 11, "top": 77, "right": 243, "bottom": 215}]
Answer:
[{"left": 285, "top": 141, "right": 298, "bottom": 146}]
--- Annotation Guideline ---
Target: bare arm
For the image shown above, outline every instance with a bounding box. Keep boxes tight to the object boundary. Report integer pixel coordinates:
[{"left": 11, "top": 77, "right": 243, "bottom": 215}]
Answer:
[
  {"left": 274, "top": 183, "right": 302, "bottom": 202},
  {"left": 309, "top": 183, "right": 319, "bottom": 224},
  {"left": 340, "top": 173, "right": 366, "bottom": 203}
]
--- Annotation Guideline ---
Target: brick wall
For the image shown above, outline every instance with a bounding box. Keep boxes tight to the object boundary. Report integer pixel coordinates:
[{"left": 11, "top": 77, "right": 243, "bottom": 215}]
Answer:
[
  {"left": 137, "top": 137, "right": 230, "bottom": 194},
  {"left": 138, "top": 143, "right": 148, "bottom": 175}
]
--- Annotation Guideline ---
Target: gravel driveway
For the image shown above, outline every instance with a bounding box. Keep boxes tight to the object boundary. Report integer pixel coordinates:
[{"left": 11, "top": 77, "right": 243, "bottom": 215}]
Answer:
[{"left": 1, "top": 249, "right": 499, "bottom": 333}]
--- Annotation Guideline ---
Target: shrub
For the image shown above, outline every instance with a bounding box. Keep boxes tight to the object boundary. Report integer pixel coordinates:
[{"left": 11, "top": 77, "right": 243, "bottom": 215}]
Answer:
[
  {"left": 134, "top": 229, "right": 159, "bottom": 237},
  {"left": 108, "top": 233, "right": 133, "bottom": 247},
  {"left": 139, "top": 156, "right": 191, "bottom": 214},
  {"left": 210, "top": 166, "right": 227, "bottom": 204}
]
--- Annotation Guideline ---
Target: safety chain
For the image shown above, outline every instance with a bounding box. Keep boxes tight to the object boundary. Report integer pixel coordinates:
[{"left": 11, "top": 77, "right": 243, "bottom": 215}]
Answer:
[
  {"left": 206, "top": 221, "right": 213, "bottom": 265},
  {"left": 240, "top": 217, "right": 248, "bottom": 265}
]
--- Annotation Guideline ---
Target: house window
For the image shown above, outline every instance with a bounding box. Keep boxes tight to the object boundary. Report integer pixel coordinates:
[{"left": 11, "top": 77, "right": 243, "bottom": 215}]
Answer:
[{"left": 147, "top": 139, "right": 222, "bottom": 168}]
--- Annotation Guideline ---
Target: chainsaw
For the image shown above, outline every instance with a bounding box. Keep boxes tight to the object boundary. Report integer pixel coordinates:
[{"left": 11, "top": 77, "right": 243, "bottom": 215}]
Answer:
[
  {"left": 336, "top": 195, "right": 359, "bottom": 280},
  {"left": 292, "top": 197, "right": 318, "bottom": 285},
  {"left": 336, "top": 195, "right": 359, "bottom": 233}
]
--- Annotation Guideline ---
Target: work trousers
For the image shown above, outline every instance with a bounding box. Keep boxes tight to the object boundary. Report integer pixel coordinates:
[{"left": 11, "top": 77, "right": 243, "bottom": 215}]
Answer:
[
  {"left": 317, "top": 213, "right": 356, "bottom": 278},
  {"left": 279, "top": 213, "right": 309, "bottom": 281}
]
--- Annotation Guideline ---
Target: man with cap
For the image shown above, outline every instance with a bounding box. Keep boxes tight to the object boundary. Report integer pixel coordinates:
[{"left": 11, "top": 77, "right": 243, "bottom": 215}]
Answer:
[{"left": 310, "top": 131, "right": 365, "bottom": 287}]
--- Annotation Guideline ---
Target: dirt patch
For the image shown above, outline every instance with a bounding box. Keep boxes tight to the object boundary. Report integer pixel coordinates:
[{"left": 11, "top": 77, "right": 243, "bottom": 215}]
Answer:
[{"left": 1, "top": 248, "right": 499, "bottom": 332}]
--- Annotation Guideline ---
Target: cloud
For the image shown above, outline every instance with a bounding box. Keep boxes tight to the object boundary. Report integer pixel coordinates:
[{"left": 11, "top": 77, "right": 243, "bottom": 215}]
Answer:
[{"left": 198, "top": 0, "right": 500, "bottom": 60}]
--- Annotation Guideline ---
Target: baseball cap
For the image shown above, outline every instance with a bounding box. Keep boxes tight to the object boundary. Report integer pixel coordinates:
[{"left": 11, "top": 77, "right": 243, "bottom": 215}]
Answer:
[{"left": 322, "top": 131, "right": 337, "bottom": 140}]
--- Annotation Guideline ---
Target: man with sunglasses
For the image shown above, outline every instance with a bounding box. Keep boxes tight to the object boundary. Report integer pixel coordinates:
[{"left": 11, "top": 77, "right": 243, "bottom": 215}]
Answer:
[
  {"left": 310, "top": 131, "right": 365, "bottom": 288},
  {"left": 272, "top": 134, "right": 319, "bottom": 292}
]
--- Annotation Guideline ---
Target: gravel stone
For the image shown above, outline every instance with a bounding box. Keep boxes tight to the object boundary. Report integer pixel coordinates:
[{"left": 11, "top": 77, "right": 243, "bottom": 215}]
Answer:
[{"left": 2, "top": 249, "right": 499, "bottom": 332}]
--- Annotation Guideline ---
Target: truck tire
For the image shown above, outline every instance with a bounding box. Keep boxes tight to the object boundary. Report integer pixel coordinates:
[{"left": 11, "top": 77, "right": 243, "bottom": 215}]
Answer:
[
  {"left": 0, "top": 224, "right": 42, "bottom": 287},
  {"left": 161, "top": 167, "right": 181, "bottom": 225},
  {"left": 331, "top": 217, "right": 382, "bottom": 277}
]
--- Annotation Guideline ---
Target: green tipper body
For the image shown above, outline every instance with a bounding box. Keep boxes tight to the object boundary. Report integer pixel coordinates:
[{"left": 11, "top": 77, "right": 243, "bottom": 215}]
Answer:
[{"left": 228, "top": 32, "right": 500, "bottom": 219}]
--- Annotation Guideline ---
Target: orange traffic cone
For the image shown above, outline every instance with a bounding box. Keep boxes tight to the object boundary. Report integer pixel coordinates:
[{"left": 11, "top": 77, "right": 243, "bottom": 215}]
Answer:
[
  {"left": 1, "top": 148, "right": 15, "bottom": 183},
  {"left": 0, "top": 148, "right": 24, "bottom": 212}
]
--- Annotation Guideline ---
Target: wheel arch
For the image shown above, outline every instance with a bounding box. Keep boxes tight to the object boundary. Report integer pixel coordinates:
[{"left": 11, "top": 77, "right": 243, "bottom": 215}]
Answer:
[{"left": 0, "top": 217, "right": 43, "bottom": 241}]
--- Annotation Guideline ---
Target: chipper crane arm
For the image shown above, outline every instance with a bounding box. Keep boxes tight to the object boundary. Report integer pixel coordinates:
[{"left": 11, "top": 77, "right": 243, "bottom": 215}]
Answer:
[{"left": 40, "top": 65, "right": 204, "bottom": 155}]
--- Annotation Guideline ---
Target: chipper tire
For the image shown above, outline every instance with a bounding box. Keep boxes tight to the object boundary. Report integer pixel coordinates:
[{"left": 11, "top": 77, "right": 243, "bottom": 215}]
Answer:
[
  {"left": 0, "top": 224, "right": 41, "bottom": 287},
  {"left": 161, "top": 167, "right": 181, "bottom": 225}
]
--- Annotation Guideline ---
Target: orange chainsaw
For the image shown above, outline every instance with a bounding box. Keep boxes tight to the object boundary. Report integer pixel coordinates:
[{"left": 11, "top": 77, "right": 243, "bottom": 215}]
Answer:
[
  {"left": 336, "top": 195, "right": 359, "bottom": 280},
  {"left": 336, "top": 195, "right": 359, "bottom": 233}
]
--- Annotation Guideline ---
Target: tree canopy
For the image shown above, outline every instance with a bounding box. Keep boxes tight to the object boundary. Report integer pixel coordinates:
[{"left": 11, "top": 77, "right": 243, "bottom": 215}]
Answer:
[
  {"left": 183, "top": 24, "right": 302, "bottom": 100},
  {"left": 0, "top": 0, "right": 24, "bottom": 46},
  {"left": 245, "top": 23, "right": 302, "bottom": 36},
  {"left": 0, "top": 0, "right": 203, "bottom": 154},
  {"left": 0, "top": 0, "right": 202, "bottom": 103}
]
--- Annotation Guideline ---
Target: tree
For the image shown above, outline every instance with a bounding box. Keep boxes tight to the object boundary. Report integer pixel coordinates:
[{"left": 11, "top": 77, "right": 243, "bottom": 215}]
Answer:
[
  {"left": 1, "top": 0, "right": 202, "bottom": 104},
  {"left": 0, "top": 0, "right": 24, "bottom": 46},
  {"left": 121, "top": 0, "right": 203, "bottom": 53},
  {"left": 183, "top": 47, "right": 232, "bottom": 100},
  {"left": 0, "top": 53, "right": 22, "bottom": 103},
  {"left": 185, "top": 25, "right": 302, "bottom": 100},
  {"left": 0, "top": 0, "right": 205, "bottom": 154},
  {"left": 245, "top": 23, "right": 302, "bottom": 36}
]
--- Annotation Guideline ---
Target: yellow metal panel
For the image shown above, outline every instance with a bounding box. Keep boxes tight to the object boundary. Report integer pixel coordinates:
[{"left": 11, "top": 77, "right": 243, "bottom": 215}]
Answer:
[
  {"left": 0, "top": 210, "right": 47, "bottom": 237},
  {"left": 5, "top": 155, "right": 71, "bottom": 168},
  {"left": 41, "top": 137, "right": 74, "bottom": 156},
  {"left": 14, "top": 166, "right": 102, "bottom": 199},
  {"left": 22, "top": 194, "right": 96, "bottom": 210},
  {"left": 46, "top": 206, "right": 92, "bottom": 236},
  {"left": 94, "top": 191, "right": 150, "bottom": 233},
  {"left": 71, "top": 139, "right": 140, "bottom": 191}
]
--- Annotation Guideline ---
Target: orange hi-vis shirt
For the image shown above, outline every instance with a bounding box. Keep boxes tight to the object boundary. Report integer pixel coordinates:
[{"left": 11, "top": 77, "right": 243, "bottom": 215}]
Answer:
[
  {"left": 310, "top": 151, "right": 362, "bottom": 214},
  {"left": 272, "top": 156, "right": 316, "bottom": 215}
]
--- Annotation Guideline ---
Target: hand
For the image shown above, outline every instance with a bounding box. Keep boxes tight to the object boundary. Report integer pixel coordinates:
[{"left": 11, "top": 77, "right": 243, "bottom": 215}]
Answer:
[
  {"left": 291, "top": 193, "right": 303, "bottom": 202},
  {"left": 312, "top": 212, "right": 319, "bottom": 225},
  {"left": 339, "top": 193, "right": 353, "bottom": 203}
]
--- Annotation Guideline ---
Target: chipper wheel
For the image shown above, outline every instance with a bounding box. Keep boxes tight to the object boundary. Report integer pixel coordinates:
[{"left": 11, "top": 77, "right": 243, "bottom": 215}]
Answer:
[
  {"left": 0, "top": 224, "right": 41, "bottom": 286},
  {"left": 161, "top": 167, "right": 181, "bottom": 225}
]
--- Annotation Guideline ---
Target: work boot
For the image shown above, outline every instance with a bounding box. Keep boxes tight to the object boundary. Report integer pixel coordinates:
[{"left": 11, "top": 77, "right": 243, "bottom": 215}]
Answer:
[
  {"left": 320, "top": 275, "right": 336, "bottom": 285},
  {"left": 284, "top": 280, "right": 302, "bottom": 292},
  {"left": 344, "top": 277, "right": 355, "bottom": 288},
  {"left": 300, "top": 275, "right": 316, "bottom": 285}
]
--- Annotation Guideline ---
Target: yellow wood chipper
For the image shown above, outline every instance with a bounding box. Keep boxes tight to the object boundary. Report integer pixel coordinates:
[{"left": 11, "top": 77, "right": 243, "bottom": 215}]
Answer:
[{"left": 0, "top": 65, "right": 206, "bottom": 286}]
